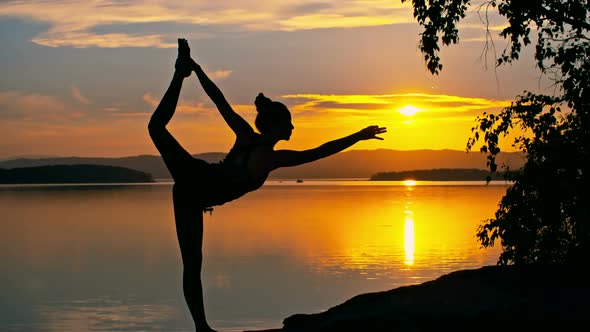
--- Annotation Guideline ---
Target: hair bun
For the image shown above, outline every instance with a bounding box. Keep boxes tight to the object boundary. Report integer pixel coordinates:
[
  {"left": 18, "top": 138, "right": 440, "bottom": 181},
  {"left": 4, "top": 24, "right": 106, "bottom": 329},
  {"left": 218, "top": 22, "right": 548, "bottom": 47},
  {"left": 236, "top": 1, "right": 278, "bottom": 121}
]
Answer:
[{"left": 255, "top": 93, "right": 273, "bottom": 112}]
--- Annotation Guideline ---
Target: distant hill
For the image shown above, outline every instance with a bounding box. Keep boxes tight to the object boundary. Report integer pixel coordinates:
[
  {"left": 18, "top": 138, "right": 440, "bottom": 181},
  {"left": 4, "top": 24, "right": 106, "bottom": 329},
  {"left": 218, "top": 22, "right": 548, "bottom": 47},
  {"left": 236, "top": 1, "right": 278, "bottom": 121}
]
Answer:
[
  {"left": 370, "top": 168, "right": 507, "bottom": 181},
  {"left": 0, "top": 165, "right": 154, "bottom": 184},
  {"left": 271, "top": 149, "right": 524, "bottom": 179},
  {"left": 0, "top": 150, "right": 524, "bottom": 180},
  {"left": 0, "top": 153, "right": 225, "bottom": 180}
]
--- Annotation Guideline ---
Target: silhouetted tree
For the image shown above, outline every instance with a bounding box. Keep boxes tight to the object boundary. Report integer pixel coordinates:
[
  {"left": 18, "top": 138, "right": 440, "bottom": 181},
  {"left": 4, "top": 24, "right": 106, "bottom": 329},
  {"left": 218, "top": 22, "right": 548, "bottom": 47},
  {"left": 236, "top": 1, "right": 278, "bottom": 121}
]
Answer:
[{"left": 402, "top": 0, "right": 589, "bottom": 264}]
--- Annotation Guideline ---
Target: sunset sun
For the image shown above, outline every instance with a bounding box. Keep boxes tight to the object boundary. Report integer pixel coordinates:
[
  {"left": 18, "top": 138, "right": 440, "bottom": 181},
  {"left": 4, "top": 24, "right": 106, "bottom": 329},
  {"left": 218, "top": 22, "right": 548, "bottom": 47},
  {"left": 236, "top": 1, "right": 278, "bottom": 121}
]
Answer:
[{"left": 398, "top": 105, "right": 419, "bottom": 117}]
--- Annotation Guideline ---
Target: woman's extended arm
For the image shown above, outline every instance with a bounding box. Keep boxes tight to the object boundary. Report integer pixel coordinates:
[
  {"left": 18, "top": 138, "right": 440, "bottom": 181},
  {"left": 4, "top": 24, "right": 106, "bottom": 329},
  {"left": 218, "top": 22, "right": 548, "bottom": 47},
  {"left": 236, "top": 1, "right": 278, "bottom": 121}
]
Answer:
[
  {"left": 272, "top": 125, "right": 387, "bottom": 169},
  {"left": 193, "top": 63, "right": 254, "bottom": 137}
]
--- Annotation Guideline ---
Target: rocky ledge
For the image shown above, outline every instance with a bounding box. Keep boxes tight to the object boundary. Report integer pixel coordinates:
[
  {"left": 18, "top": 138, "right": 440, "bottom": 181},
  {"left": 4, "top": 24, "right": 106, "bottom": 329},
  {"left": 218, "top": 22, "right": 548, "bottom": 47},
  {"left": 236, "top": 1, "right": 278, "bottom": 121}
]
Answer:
[{"left": 248, "top": 265, "right": 588, "bottom": 332}]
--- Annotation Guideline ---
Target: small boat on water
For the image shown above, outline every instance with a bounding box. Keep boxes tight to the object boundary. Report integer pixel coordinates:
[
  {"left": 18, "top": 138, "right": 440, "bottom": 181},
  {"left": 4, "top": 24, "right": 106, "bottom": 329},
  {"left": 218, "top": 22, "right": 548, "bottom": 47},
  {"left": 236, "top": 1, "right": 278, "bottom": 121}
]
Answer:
[{"left": 296, "top": 179, "right": 303, "bottom": 183}]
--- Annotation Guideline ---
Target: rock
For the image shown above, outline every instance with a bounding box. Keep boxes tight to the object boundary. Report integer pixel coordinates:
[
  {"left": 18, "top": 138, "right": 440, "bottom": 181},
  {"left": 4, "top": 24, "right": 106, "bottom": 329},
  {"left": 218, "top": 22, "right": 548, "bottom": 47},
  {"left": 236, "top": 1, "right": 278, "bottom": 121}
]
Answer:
[{"left": 247, "top": 265, "right": 588, "bottom": 332}]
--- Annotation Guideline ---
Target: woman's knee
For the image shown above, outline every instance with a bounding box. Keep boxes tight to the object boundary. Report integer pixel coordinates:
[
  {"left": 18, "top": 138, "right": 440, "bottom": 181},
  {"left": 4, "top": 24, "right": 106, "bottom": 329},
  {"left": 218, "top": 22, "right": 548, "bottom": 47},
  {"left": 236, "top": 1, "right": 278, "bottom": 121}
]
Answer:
[{"left": 148, "top": 123, "right": 166, "bottom": 142}]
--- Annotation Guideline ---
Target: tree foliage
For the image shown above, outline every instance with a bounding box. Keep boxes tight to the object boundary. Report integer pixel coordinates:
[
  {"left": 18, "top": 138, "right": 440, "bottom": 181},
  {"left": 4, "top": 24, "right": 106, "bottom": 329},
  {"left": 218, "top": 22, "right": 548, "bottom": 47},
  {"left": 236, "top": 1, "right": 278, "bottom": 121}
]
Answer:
[{"left": 402, "top": 0, "right": 590, "bottom": 264}]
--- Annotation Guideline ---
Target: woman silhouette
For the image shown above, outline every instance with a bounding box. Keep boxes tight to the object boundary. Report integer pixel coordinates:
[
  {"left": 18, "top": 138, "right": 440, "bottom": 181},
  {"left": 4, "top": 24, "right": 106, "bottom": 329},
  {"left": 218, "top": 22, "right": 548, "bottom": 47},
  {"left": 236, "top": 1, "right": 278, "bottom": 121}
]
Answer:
[{"left": 148, "top": 38, "right": 386, "bottom": 331}]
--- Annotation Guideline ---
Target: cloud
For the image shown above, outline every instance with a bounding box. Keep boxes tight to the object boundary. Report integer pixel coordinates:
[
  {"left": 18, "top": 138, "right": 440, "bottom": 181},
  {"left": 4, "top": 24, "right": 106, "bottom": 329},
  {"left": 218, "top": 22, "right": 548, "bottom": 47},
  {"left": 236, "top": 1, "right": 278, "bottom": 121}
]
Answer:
[
  {"left": 281, "top": 93, "right": 511, "bottom": 118},
  {"left": 0, "top": 0, "right": 414, "bottom": 48},
  {"left": 208, "top": 69, "right": 233, "bottom": 80},
  {"left": 279, "top": 13, "right": 406, "bottom": 31},
  {"left": 0, "top": 91, "right": 70, "bottom": 120},
  {"left": 142, "top": 92, "right": 214, "bottom": 116},
  {"left": 142, "top": 93, "right": 160, "bottom": 108},
  {"left": 0, "top": 90, "right": 168, "bottom": 158},
  {"left": 35, "top": 32, "right": 176, "bottom": 49},
  {"left": 70, "top": 86, "right": 91, "bottom": 105}
]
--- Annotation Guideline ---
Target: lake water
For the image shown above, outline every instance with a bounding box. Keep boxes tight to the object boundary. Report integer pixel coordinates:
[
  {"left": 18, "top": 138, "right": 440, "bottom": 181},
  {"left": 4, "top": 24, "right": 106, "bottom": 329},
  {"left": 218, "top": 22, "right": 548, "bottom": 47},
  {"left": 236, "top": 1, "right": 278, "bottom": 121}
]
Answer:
[{"left": 0, "top": 180, "right": 507, "bottom": 331}]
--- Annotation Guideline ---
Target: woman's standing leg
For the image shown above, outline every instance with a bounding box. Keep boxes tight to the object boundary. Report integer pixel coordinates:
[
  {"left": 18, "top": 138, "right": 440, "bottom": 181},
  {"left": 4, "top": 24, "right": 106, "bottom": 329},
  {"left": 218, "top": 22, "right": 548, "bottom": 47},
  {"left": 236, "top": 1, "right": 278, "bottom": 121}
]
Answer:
[
  {"left": 148, "top": 39, "right": 214, "bottom": 331},
  {"left": 173, "top": 184, "right": 215, "bottom": 331},
  {"left": 148, "top": 38, "right": 194, "bottom": 182}
]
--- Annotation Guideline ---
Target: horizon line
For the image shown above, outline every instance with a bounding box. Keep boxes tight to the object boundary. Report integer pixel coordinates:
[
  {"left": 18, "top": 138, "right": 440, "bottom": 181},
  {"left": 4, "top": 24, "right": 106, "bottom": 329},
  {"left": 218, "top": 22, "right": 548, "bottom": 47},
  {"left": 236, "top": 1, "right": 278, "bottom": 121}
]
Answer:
[{"left": 0, "top": 148, "right": 524, "bottom": 161}]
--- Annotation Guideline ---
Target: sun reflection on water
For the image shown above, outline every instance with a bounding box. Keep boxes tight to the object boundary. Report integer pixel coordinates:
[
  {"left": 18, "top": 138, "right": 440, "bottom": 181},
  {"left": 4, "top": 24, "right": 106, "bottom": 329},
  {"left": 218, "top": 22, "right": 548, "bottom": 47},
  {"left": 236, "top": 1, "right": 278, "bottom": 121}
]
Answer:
[
  {"left": 403, "top": 179, "right": 417, "bottom": 186},
  {"left": 403, "top": 182, "right": 416, "bottom": 266},
  {"left": 404, "top": 215, "right": 415, "bottom": 266}
]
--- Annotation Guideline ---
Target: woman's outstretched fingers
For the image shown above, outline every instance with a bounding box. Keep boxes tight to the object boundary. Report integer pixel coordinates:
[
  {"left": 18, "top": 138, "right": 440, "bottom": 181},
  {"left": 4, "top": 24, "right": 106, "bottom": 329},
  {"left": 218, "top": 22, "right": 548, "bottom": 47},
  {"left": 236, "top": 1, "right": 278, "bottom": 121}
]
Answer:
[
  {"left": 369, "top": 125, "right": 386, "bottom": 140},
  {"left": 375, "top": 126, "right": 387, "bottom": 140},
  {"left": 358, "top": 125, "right": 387, "bottom": 140}
]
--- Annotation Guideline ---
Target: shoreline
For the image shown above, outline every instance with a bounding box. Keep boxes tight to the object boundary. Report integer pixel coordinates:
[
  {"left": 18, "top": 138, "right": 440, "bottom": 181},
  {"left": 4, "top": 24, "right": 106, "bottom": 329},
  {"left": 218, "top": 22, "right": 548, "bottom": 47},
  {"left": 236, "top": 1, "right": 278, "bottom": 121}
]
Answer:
[
  {"left": 248, "top": 264, "right": 587, "bottom": 332},
  {"left": 0, "top": 179, "right": 513, "bottom": 188}
]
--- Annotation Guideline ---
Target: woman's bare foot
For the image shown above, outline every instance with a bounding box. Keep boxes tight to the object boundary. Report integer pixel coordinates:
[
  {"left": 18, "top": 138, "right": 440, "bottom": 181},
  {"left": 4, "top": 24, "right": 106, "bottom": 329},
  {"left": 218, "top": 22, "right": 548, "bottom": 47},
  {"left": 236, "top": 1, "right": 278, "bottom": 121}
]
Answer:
[
  {"left": 175, "top": 38, "right": 192, "bottom": 78},
  {"left": 196, "top": 323, "right": 217, "bottom": 332}
]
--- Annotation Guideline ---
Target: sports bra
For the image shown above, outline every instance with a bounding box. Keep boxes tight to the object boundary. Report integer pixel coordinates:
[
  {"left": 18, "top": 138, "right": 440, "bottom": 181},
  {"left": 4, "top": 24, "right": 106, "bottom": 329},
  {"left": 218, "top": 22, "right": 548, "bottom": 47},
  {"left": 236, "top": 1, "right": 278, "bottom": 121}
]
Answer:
[{"left": 204, "top": 133, "right": 270, "bottom": 207}]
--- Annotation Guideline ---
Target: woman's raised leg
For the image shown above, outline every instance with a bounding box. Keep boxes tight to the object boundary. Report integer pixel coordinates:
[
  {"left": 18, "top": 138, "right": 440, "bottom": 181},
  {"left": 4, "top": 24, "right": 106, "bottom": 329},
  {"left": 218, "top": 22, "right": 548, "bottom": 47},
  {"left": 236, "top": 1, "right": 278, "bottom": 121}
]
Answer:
[{"left": 148, "top": 38, "right": 193, "bottom": 182}]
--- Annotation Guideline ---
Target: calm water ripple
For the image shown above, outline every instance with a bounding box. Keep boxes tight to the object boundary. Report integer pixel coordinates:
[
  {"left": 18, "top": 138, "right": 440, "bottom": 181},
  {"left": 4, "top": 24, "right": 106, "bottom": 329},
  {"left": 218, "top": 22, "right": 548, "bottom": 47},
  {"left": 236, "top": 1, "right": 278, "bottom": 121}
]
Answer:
[{"left": 1, "top": 181, "right": 506, "bottom": 331}]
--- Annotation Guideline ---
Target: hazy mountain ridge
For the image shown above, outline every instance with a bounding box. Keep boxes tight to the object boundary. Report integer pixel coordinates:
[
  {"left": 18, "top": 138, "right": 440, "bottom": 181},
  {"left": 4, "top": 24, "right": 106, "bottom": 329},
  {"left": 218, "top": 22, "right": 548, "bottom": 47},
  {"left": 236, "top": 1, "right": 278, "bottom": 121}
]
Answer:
[
  {"left": 0, "top": 153, "right": 225, "bottom": 180},
  {"left": 0, "top": 150, "right": 524, "bottom": 180},
  {"left": 272, "top": 149, "right": 524, "bottom": 179}
]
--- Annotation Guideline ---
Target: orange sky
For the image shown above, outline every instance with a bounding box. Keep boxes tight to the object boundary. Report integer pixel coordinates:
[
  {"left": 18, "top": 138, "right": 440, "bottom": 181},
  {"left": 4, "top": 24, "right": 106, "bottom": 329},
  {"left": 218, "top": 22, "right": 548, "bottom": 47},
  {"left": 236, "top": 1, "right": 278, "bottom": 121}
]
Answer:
[{"left": 0, "top": 1, "right": 543, "bottom": 159}]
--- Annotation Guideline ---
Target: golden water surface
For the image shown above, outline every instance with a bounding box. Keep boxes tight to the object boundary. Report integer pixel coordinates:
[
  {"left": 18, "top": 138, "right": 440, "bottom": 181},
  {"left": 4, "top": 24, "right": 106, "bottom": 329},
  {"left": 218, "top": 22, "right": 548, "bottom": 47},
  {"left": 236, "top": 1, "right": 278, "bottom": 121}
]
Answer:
[{"left": 0, "top": 181, "right": 505, "bottom": 331}]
